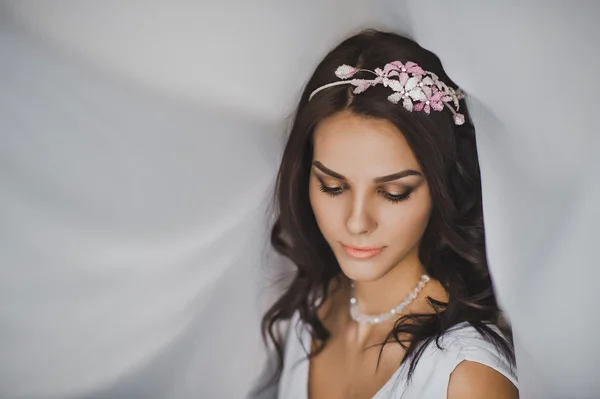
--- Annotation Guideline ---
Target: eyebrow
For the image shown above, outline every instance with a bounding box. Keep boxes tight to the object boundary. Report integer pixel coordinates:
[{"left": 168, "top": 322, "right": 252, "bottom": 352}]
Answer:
[{"left": 312, "top": 161, "right": 422, "bottom": 183}]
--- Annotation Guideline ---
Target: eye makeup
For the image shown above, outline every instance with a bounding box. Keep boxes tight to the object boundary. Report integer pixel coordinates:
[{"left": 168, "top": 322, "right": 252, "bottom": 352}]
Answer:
[
  {"left": 315, "top": 174, "right": 414, "bottom": 203},
  {"left": 318, "top": 180, "right": 346, "bottom": 197},
  {"left": 377, "top": 188, "right": 413, "bottom": 203}
]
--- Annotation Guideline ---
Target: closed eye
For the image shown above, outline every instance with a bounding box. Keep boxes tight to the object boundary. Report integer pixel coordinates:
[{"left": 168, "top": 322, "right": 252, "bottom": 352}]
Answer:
[
  {"left": 378, "top": 189, "right": 412, "bottom": 203},
  {"left": 319, "top": 182, "right": 346, "bottom": 197},
  {"left": 316, "top": 175, "right": 413, "bottom": 203},
  {"left": 319, "top": 183, "right": 412, "bottom": 204}
]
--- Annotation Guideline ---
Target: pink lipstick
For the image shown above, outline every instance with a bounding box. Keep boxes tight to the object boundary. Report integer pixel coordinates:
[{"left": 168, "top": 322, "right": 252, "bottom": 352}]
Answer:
[{"left": 341, "top": 244, "right": 385, "bottom": 259}]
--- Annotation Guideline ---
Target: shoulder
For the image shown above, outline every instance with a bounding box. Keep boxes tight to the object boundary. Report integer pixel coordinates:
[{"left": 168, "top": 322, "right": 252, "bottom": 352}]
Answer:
[
  {"left": 442, "top": 323, "right": 518, "bottom": 398},
  {"left": 396, "top": 322, "right": 518, "bottom": 399},
  {"left": 448, "top": 359, "right": 519, "bottom": 399}
]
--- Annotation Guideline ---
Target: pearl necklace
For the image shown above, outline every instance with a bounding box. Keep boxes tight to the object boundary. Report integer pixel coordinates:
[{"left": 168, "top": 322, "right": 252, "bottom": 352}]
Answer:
[{"left": 349, "top": 274, "right": 430, "bottom": 324}]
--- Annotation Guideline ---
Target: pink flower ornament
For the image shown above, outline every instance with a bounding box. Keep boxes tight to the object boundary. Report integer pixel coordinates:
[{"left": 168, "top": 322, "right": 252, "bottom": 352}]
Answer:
[
  {"left": 413, "top": 87, "right": 450, "bottom": 114},
  {"left": 335, "top": 64, "right": 358, "bottom": 79},
  {"left": 311, "top": 60, "right": 466, "bottom": 125}
]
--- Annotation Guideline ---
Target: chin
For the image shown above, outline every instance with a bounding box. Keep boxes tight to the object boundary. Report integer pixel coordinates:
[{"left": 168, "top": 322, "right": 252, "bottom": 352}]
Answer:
[{"left": 337, "top": 259, "right": 392, "bottom": 283}]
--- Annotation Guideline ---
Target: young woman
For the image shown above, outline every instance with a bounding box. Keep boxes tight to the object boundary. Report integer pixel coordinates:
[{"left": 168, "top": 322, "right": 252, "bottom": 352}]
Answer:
[{"left": 261, "top": 29, "right": 518, "bottom": 398}]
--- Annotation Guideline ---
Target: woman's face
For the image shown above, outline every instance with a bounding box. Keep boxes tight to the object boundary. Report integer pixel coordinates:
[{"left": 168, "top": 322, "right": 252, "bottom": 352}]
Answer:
[{"left": 309, "top": 111, "right": 432, "bottom": 283}]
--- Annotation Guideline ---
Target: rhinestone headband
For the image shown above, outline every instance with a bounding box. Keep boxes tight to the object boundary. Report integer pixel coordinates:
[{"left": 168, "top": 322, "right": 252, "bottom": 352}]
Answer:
[{"left": 308, "top": 60, "right": 466, "bottom": 125}]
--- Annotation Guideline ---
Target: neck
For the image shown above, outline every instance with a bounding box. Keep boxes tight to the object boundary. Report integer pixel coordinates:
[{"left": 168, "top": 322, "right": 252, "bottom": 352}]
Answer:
[{"left": 351, "top": 253, "right": 427, "bottom": 316}]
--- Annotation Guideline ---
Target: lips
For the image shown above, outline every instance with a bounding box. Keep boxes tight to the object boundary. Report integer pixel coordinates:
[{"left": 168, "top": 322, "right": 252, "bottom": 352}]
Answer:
[{"left": 341, "top": 244, "right": 385, "bottom": 259}]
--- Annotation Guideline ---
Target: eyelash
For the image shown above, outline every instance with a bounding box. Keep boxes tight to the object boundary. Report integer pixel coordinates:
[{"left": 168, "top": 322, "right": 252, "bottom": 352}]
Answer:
[
  {"left": 379, "top": 190, "right": 412, "bottom": 203},
  {"left": 318, "top": 183, "right": 412, "bottom": 203}
]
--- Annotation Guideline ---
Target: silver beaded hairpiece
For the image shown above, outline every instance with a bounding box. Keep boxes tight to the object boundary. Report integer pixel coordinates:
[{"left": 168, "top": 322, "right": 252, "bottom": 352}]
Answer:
[{"left": 308, "top": 60, "right": 466, "bottom": 125}]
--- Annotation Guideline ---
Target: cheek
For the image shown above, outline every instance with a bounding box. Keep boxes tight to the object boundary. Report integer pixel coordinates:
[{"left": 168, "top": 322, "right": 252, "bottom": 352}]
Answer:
[
  {"left": 383, "top": 195, "right": 432, "bottom": 243},
  {"left": 309, "top": 187, "right": 342, "bottom": 238}
]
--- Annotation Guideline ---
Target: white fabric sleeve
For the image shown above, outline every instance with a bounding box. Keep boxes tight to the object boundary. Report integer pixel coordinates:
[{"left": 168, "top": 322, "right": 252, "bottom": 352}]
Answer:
[
  {"left": 392, "top": 325, "right": 518, "bottom": 399},
  {"left": 438, "top": 326, "right": 518, "bottom": 397}
]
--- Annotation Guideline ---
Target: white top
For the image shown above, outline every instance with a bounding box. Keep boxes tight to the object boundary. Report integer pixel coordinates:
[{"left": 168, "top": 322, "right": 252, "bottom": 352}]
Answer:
[{"left": 277, "top": 312, "right": 517, "bottom": 399}]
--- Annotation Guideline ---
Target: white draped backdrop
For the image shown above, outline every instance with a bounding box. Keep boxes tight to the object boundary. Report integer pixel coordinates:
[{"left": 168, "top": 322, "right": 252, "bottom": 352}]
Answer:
[{"left": 1, "top": 1, "right": 598, "bottom": 398}]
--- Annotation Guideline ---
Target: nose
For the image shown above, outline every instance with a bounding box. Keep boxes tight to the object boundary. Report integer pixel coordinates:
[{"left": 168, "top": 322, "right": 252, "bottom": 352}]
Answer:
[{"left": 345, "top": 194, "right": 377, "bottom": 235}]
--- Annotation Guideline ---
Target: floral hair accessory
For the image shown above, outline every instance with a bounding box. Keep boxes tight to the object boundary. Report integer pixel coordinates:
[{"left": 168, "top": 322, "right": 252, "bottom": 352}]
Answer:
[{"left": 308, "top": 60, "right": 466, "bottom": 125}]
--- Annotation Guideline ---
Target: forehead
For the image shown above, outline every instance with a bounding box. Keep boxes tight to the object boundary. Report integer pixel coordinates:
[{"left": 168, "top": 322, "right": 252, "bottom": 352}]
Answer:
[{"left": 312, "top": 111, "right": 420, "bottom": 175}]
